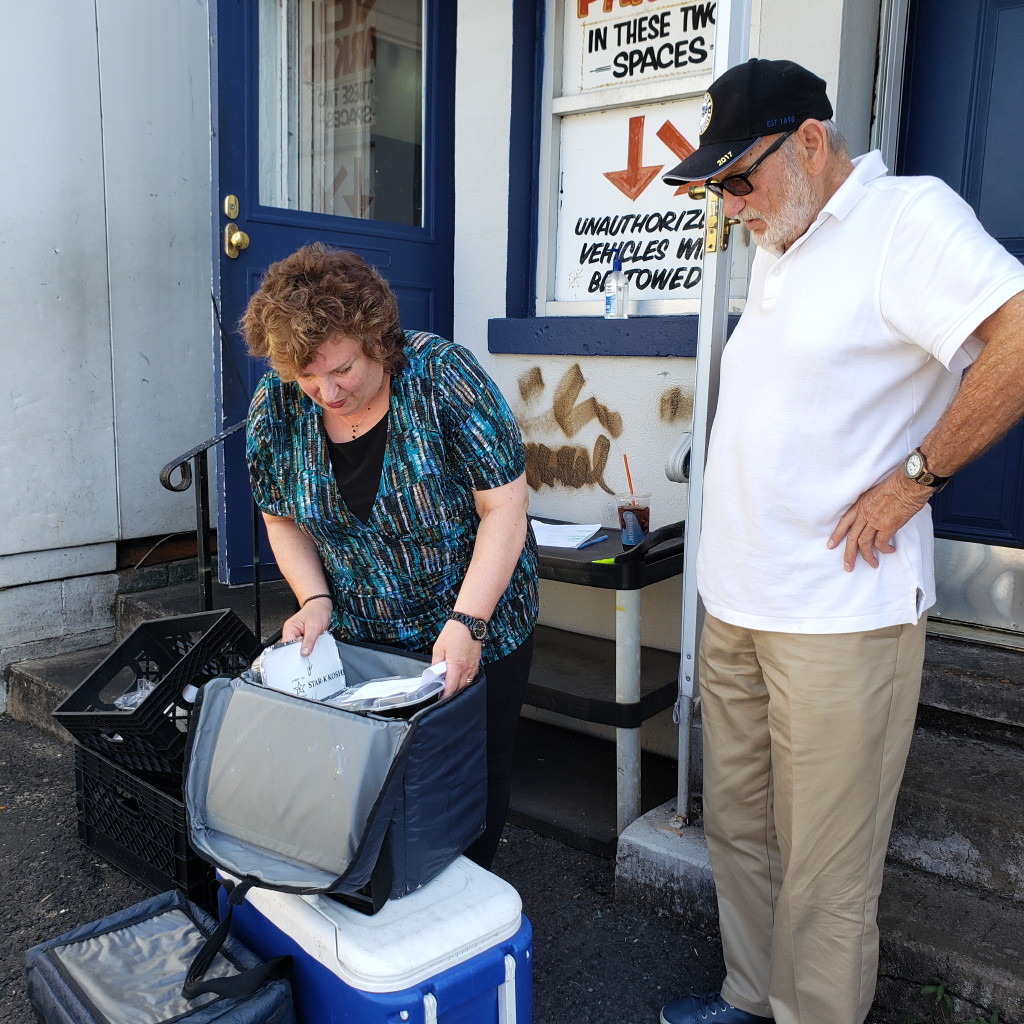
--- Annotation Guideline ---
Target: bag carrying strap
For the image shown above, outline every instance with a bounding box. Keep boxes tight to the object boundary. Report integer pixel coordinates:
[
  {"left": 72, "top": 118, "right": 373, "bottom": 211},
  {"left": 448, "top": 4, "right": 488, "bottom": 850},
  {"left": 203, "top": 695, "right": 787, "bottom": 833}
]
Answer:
[{"left": 181, "top": 878, "right": 291, "bottom": 1001}]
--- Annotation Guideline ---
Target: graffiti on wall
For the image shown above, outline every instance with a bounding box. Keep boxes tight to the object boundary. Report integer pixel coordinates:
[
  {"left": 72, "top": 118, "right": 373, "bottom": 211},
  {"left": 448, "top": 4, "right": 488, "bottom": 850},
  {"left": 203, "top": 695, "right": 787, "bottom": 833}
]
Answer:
[
  {"left": 659, "top": 386, "right": 693, "bottom": 423},
  {"left": 517, "top": 364, "right": 622, "bottom": 493},
  {"left": 517, "top": 365, "right": 694, "bottom": 493}
]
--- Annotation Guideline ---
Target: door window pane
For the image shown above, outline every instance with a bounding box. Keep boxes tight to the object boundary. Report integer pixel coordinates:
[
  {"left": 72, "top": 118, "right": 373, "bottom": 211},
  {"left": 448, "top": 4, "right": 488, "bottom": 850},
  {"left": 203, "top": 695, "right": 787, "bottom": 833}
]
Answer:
[{"left": 259, "top": 0, "right": 423, "bottom": 225}]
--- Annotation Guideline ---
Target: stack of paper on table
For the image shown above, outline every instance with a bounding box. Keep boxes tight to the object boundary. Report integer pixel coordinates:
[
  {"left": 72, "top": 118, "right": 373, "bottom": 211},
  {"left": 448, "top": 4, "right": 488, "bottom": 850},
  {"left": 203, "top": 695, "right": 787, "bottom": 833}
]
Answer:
[{"left": 530, "top": 520, "right": 602, "bottom": 548}]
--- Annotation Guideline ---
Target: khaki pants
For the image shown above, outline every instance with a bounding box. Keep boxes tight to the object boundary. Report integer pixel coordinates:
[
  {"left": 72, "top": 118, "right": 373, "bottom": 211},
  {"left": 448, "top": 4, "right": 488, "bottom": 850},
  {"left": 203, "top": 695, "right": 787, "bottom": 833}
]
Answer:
[{"left": 699, "top": 614, "right": 926, "bottom": 1024}]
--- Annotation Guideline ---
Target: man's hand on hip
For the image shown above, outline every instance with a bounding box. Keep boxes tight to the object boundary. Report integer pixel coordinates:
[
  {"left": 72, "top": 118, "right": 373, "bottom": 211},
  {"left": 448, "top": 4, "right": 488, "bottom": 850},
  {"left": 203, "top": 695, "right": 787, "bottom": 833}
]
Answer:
[{"left": 828, "top": 471, "right": 932, "bottom": 571}]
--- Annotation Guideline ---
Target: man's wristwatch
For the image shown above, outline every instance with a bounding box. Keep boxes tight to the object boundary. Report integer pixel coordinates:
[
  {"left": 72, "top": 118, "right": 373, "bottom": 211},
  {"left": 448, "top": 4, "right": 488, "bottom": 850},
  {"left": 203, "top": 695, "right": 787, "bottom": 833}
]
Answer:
[
  {"left": 903, "top": 447, "right": 950, "bottom": 490},
  {"left": 448, "top": 611, "right": 489, "bottom": 642}
]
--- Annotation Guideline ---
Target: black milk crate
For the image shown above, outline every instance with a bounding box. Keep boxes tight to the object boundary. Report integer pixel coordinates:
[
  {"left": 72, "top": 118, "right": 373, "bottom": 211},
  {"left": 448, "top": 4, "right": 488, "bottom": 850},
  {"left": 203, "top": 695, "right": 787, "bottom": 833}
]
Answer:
[
  {"left": 53, "top": 610, "right": 259, "bottom": 774},
  {"left": 74, "top": 744, "right": 216, "bottom": 909}
]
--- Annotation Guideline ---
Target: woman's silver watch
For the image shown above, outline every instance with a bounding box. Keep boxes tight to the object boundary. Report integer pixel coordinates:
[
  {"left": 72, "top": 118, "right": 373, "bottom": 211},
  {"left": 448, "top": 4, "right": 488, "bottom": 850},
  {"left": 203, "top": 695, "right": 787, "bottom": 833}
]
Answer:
[{"left": 448, "top": 611, "right": 488, "bottom": 641}]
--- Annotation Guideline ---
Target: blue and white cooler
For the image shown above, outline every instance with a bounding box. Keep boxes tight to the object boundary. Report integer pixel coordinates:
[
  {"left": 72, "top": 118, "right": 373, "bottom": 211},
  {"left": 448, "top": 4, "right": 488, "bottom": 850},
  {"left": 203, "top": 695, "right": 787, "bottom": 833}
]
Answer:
[{"left": 219, "top": 856, "right": 532, "bottom": 1024}]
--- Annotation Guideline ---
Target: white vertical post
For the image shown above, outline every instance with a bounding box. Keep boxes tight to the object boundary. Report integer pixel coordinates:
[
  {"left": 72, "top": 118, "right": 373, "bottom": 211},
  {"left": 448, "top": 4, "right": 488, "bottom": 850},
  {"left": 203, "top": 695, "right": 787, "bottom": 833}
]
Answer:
[
  {"left": 615, "top": 587, "right": 643, "bottom": 833},
  {"left": 676, "top": 0, "right": 752, "bottom": 822}
]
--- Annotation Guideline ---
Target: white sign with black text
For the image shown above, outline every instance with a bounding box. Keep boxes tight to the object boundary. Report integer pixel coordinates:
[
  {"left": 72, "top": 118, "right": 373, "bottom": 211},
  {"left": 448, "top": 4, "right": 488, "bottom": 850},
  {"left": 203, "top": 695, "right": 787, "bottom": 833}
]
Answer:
[
  {"left": 563, "top": 0, "right": 717, "bottom": 95},
  {"left": 555, "top": 99, "right": 709, "bottom": 304}
]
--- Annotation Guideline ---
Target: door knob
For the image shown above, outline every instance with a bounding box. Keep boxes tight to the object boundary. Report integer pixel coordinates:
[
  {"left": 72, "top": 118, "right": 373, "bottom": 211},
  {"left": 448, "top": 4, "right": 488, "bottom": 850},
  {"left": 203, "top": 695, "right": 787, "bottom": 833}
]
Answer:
[{"left": 224, "top": 223, "right": 250, "bottom": 259}]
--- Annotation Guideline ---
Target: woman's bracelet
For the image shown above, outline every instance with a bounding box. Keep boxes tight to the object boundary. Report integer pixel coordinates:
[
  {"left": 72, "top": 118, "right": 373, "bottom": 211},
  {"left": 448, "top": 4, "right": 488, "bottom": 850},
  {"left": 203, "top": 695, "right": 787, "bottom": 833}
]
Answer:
[{"left": 302, "top": 593, "right": 333, "bottom": 607}]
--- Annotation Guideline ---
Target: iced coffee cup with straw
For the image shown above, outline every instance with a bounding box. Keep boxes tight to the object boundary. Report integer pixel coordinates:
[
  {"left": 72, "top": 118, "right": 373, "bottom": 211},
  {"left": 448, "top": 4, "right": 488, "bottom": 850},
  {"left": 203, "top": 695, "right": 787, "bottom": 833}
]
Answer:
[
  {"left": 616, "top": 492, "right": 650, "bottom": 546},
  {"left": 618, "top": 454, "right": 650, "bottom": 546}
]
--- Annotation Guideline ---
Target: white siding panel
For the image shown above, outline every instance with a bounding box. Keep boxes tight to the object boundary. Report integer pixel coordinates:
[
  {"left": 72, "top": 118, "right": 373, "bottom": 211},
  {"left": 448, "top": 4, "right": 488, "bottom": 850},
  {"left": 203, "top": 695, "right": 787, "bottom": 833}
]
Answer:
[
  {"left": 97, "top": 0, "right": 215, "bottom": 539},
  {"left": 0, "top": 544, "right": 116, "bottom": 590},
  {"left": 0, "top": 3, "right": 117, "bottom": 557}
]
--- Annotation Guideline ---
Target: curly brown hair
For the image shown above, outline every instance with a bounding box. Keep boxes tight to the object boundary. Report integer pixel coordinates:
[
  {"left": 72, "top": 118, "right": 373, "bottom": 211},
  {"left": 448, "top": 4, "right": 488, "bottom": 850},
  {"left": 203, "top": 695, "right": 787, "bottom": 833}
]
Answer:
[{"left": 240, "top": 243, "right": 407, "bottom": 380}]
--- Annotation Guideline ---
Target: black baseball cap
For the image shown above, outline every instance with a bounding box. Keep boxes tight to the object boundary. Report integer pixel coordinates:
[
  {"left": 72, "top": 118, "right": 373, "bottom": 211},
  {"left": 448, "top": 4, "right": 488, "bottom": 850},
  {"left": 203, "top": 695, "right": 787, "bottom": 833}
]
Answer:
[{"left": 663, "top": 58, "right": 833, "bottom": 185}]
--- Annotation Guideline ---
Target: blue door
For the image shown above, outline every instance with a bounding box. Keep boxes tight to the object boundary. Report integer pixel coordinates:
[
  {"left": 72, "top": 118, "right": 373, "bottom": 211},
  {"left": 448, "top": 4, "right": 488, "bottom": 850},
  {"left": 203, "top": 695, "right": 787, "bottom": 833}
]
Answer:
[
  {"left": 214, "top": 0, "right": 456, "bottom": 583},
  {"left": 897, "top": 0, "right": 1024, "bottom": 547}
]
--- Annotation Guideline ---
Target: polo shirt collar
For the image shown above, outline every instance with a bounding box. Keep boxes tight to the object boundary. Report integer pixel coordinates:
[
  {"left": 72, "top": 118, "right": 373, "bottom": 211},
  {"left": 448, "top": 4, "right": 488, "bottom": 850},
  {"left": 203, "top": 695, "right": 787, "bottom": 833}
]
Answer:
[
  {"left": 820, "top": 150, "right": 889, "bottom": 222},
  {"left": 774, "top": 150, "right": 888, "bottom": 258}
]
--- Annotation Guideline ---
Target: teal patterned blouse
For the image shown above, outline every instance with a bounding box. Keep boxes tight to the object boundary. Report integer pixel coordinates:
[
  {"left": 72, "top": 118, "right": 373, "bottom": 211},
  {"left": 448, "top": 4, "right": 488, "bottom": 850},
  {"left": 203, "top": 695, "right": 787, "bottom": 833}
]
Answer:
[{"left": 247, "top": 331, "right": 538, "bottom": 661}]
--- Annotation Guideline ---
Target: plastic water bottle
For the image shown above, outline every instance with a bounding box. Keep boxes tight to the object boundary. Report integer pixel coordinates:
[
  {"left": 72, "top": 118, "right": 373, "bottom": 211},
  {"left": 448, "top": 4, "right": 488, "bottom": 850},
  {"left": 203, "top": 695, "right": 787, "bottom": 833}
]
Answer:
[{"left": 604, "top": 250, "right": 629, "bottom": 319}]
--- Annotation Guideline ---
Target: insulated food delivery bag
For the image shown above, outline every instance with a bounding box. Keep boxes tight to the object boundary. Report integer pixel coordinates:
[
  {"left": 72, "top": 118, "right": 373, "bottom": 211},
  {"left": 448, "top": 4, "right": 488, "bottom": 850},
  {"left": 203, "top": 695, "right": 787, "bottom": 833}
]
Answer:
[
  {"left": 183, "top": 638, "right": 487, "bottom": 907},
  {"left": 24, "top": 889, "right": 295, "bottom": 1024}
]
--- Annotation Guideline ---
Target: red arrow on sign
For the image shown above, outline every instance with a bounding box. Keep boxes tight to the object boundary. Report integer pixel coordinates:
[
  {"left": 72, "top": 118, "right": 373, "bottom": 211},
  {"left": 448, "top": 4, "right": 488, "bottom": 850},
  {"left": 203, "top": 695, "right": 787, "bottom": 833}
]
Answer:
[
  {"left": 657, "top": 120, "right": 699, "bottom": 196},
  {"left": 604, "top": 115, "right": 664, "bottom": 201}
]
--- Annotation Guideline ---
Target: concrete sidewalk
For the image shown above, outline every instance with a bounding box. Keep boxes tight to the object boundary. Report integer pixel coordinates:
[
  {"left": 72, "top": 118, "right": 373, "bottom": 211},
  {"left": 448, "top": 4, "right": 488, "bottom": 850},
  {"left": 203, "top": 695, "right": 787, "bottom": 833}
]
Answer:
[{"left": 0, "top": 714, "right": 725, "bottom": 1024}]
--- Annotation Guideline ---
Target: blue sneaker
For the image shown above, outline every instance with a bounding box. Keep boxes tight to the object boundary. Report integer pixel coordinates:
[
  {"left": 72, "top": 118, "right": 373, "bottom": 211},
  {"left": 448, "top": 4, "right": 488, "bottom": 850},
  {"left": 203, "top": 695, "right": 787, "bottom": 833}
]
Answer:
[{"left": 660, "top": 992, "right": 773, "bottom": 1024}]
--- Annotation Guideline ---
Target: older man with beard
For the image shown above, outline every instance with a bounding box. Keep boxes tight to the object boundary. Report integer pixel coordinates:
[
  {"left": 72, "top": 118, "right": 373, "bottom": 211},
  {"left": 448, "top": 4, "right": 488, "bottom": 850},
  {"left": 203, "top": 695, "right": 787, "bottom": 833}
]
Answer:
[{"left": 657, "top": 59, "right": 1024, "bottom": 1024}]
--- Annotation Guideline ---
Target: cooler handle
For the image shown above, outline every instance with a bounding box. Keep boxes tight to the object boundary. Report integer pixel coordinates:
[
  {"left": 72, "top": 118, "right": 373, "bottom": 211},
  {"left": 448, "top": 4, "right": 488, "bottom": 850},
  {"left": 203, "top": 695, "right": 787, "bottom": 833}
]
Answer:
[{"left": 498, "top": 953, "right": 517, "bottom": 1023}]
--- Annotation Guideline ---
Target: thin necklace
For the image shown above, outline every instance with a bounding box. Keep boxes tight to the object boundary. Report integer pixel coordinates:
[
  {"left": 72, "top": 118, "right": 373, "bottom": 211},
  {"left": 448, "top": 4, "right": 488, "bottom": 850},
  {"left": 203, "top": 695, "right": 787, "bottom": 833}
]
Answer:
[{"left": 336, "top": 371, "right": 387, "bottom": 440}]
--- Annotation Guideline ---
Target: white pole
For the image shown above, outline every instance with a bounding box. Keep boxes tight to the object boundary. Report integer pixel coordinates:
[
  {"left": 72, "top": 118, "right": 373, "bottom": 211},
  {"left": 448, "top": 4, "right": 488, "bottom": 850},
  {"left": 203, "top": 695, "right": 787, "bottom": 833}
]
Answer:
[
  {"left": 675, "top": 0, "right": 751, "bottom": 823},
  {"left": 615, "top": 587, "right": 643, "bottom": 832}
]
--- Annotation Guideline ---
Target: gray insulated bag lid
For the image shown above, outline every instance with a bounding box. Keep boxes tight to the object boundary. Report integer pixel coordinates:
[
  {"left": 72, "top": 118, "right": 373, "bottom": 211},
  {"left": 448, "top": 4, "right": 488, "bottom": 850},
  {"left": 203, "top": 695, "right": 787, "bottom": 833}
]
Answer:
[
  {"left": 24, "top": 889, "right": 295, "bottom": 1024},
  {"left": 183, "top": 638, "right": 487, "bottom": 898}
]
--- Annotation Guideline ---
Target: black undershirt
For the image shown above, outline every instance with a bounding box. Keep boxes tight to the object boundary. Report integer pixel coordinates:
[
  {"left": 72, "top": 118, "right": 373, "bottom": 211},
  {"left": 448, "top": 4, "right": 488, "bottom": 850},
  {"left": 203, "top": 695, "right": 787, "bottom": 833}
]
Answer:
[{"left": 325, "top": 414, "right": 388, "bottom": 523}]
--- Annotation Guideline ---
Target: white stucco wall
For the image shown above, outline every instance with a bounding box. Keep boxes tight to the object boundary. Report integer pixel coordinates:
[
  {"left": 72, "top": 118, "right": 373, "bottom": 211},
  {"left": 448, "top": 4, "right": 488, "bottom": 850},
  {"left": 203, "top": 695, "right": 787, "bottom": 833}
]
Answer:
[{"left": 757, "top": 0, "right": 880, "bottom": 152}]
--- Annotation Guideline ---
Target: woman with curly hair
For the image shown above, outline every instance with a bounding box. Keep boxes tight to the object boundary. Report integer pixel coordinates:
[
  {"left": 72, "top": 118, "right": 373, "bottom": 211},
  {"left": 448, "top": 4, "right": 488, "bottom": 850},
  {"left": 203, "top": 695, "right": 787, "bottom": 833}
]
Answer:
[{"left": 243, "top": 243, "right": 538, "bottom": 868}]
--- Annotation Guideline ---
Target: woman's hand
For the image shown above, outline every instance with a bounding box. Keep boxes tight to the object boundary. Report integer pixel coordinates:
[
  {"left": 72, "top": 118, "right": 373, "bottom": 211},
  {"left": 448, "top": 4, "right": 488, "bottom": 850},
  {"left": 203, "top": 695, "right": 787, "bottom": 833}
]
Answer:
[
  {"left": 281, "top": 596, "right": 333, "bottom": 656},
  {"left": 432, "top": 619, "right": 482, "bottom": 698},
  {"left": 260, "top": 513, "right": 335, "bottom": 655}
]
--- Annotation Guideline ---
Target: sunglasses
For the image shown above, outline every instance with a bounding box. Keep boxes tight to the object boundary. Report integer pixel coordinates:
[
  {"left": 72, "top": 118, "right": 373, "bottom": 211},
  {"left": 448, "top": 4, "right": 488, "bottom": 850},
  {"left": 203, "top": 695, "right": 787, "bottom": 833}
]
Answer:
[{"left": 705, "top": 131, "right": 795, "bottom": 197}]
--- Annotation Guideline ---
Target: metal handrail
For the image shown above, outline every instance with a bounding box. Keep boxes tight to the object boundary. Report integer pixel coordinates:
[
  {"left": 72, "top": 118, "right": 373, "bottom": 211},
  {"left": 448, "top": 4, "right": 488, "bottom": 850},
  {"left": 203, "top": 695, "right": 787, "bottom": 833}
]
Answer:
[{"left": 159, "top": 419, "right": 266, "bottom": 641}]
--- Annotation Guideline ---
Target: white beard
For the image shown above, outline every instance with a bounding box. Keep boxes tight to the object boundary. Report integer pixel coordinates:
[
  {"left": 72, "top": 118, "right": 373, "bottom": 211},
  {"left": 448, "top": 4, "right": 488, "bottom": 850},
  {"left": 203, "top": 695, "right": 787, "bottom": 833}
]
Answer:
[{"left": 740, "top": 150, "right": 821, "bottom": 255}]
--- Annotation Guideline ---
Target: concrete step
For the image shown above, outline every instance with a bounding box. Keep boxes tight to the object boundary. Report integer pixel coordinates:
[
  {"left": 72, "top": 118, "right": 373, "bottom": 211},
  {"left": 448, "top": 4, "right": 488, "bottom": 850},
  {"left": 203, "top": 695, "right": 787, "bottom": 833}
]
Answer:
[
  {"left": 4, "top": 645, "right": 115, "bottom": 744},
  {"left": 875, "top": 864, "right": 1024, "bottom": 1024},
  {"left": 608, "top": 720, "right": 1024, "bottom": 910},
  {"left": 890, "top": 725, "right": 1024, "bottom": 904},
  {"left": 618, "top": 807, "right": 1024, "bottom": 1024},
  {"left": 4, "top": 581, "right": 293, "bottom": 745},
  {"left": 919, "top": 633, "right": 1024, "bottom": 745},
  {"left": 114, "top": 578, "right": 295, "bottom": 645}
]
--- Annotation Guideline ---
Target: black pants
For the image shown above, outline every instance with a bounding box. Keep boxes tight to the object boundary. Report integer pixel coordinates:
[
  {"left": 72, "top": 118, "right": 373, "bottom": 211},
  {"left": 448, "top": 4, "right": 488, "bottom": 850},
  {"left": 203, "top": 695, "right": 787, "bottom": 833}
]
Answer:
[{"left": 463, "top": 632, "right": 535, "bottom": 869}]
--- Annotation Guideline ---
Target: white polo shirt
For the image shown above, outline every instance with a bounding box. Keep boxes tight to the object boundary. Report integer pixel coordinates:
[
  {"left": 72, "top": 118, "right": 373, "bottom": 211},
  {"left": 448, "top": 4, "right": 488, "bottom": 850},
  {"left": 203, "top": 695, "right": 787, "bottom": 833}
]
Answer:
[{"left": 696, "top": 151, "right": 1024, "bottom": 634}]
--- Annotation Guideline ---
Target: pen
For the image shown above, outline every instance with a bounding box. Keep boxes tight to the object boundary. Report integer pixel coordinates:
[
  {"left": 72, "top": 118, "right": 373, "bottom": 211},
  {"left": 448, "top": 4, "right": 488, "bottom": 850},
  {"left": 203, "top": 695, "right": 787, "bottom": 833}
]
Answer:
[{"left": 578, "top": 534, "right": 608, "bottom": 549}]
